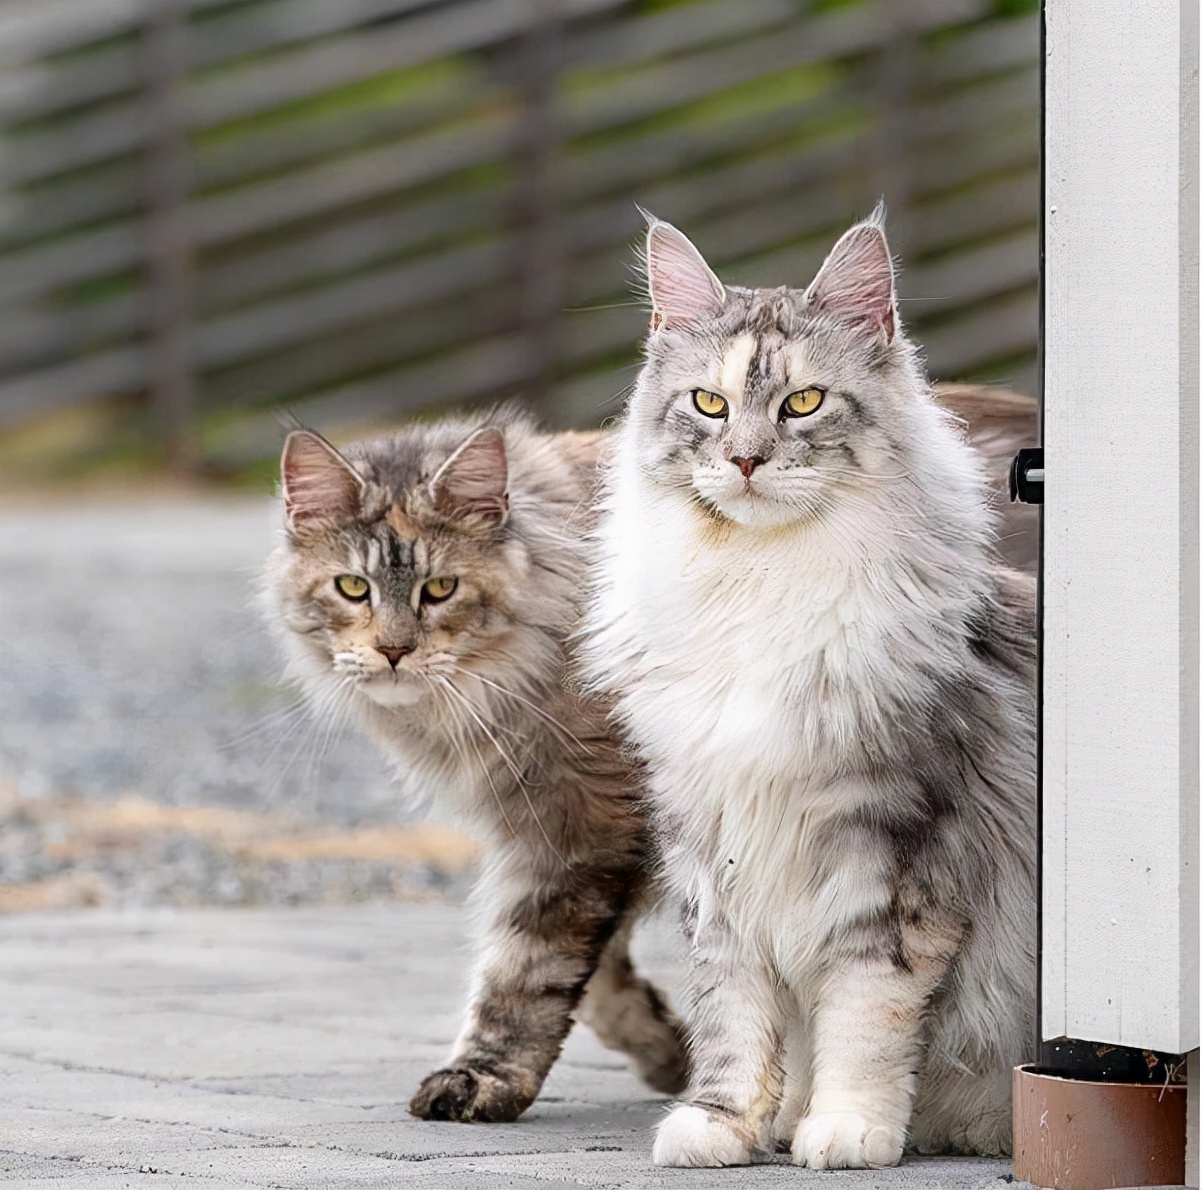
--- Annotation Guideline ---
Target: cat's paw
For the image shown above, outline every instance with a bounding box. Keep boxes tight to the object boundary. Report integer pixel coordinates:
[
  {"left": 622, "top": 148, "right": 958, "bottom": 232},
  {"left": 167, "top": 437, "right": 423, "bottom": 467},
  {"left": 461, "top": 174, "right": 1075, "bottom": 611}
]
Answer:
[
  {"left": 792, "top": 1111, "right": 904, "bottom": 1169},
  {"left": 653, "top": 1104, "right": 753, "bottom": 1167},
  {"left": 408, "top": 1066, "right": 533, "bottom": 1123},
  {"left": 913, "top": 1109, "right": 1011, "bottom": 1157}
]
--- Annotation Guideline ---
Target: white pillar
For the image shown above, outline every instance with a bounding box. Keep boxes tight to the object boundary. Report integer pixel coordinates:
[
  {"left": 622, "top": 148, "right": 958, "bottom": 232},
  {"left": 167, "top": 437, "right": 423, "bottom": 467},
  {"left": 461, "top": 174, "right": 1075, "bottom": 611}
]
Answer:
[{"left": 1042, "top": 0, "right": 1198, "bottom": 1056}]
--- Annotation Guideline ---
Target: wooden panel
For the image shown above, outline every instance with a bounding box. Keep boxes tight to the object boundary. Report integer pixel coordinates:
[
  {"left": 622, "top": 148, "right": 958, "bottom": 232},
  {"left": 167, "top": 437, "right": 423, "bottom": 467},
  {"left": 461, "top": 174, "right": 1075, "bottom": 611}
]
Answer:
[
  {"left": 0, "top": 0, "right": 1043, "bottom": 463},
  {"left": 1043, "top": 0, "right": 1198, "bottom": 1054}
]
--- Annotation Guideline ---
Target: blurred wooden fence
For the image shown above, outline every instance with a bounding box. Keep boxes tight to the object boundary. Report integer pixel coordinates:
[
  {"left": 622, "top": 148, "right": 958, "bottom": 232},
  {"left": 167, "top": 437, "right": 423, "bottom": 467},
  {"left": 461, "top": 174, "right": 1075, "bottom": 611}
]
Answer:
[{"left": 0, "top": 0, "right": 1039, "bottom": 473}]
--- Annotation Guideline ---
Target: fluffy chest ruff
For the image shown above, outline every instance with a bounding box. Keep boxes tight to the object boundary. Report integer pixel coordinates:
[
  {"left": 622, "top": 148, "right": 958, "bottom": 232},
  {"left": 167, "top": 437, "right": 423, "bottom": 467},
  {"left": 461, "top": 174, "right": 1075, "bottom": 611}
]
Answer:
[{"left": 585, "top": 453, "right": 988, "bottom": 958}]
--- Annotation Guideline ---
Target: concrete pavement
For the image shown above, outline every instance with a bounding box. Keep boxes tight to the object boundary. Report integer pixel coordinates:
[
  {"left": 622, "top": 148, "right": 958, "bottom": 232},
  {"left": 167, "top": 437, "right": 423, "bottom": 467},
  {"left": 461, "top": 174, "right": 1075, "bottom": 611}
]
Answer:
[{"left": 0, "top": 904, "right": 1020, "bottom": 1188}]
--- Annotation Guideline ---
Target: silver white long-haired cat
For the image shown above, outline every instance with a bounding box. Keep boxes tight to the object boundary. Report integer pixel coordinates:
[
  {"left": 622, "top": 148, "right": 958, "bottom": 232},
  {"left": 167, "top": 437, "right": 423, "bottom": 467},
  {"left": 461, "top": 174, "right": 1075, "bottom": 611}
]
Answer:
[{"left": 581, "top": 210, "right": 1036, "bottom": 1168}]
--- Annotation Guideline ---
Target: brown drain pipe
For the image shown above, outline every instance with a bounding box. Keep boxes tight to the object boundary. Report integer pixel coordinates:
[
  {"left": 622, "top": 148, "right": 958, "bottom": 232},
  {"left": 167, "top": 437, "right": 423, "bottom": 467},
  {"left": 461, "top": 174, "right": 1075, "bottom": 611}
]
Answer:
[{"left": 1013, "top": 1064, "right": 1187, "bottom": 1189}]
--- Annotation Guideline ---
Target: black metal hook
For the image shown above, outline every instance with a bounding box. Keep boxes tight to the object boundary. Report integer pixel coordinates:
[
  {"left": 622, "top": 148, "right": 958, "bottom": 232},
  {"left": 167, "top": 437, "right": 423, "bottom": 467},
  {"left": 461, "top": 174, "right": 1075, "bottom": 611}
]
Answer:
[{"left": 1010, "top": 447, "right": 1044, "bottom": 505}]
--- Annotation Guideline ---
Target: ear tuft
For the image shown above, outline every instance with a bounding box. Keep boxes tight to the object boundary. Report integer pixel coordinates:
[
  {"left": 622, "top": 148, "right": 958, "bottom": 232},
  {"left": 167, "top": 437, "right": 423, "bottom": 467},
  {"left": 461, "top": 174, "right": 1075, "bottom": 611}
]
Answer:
[
  {"left": 643, "top": 216, "right": 726, "bottom": 331},
  {"left": 281, "top": 430, "right": 364, "bottom": 529},
  {"left": 805, "top": 211, "right": 897, "bottom": 341},
  {"left": 428, "top": 428, "right": 509, "bottom": 525}
]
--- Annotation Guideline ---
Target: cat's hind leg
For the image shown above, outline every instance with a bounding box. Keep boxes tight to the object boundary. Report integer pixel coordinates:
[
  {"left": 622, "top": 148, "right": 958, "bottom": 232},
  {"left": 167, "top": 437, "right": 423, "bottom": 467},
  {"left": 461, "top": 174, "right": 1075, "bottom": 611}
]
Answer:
[
  {"left": 575, "top": 921, "right": 689, "bottom": 1095},
  {"left": 909, "top": 1064, "right": 1013, "bottom": 1156},
  {"left": 909, "top": 919, "right": 1031, "bottom": 1155},
  {"left": 409, "top": 846, "right": 634, "bottom": 1124},
  {"left": 769, "top": 1014, "right": 813, "bottom": 1151}
]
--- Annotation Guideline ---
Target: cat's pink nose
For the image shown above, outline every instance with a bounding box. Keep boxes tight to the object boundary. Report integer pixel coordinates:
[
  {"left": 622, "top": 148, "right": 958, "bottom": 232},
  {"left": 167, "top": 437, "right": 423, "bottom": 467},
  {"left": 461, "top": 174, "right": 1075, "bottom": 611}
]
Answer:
[
  {"left": 730, "top": 455, "right": 764, "bottom": 479},
  {"left": 376, "top": 644, "right": 412, "bottom": 669}
]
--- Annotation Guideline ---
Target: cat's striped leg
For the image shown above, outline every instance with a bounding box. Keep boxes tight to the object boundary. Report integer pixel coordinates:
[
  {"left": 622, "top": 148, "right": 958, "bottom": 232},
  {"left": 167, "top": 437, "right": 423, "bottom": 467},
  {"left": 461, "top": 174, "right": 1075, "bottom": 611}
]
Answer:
[
  {"left": 409, "top": 849, "right": 634, "bottom": 1124},
  {"left": 652, "top": 920, "right": 783, "bottom": 1167},
  {"left": 792, "top": 910, "right": 963, "bottom": 1169},
  {"left": 575, "top": 921, "right": 689, "bottom": 1095}
]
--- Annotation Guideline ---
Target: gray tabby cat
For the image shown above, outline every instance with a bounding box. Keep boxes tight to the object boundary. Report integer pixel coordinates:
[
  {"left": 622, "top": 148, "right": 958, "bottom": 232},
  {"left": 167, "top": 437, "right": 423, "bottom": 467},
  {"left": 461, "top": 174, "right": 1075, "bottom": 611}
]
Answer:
[
  {"left": 581, "top": 210, "right": 1036, "bottom": 1167},
  {"left": 266, "top": 412, "right": 688, "bottom": 1122}
]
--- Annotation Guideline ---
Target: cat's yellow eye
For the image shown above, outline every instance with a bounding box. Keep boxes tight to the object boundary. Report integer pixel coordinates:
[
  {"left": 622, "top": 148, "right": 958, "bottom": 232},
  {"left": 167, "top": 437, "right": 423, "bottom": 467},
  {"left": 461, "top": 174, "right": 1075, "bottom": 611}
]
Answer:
[
  {"left": 781, "top": 387, "right": 825, "bottom": 419},
  {"left": 692, "top": 389, "right": 729, "bottom": 419},
  {"left": 422, "top": 576, "right": 458, "bottom": 604},
  {"left": 334, "top": 574, "right": 370, "bottom": 601}
]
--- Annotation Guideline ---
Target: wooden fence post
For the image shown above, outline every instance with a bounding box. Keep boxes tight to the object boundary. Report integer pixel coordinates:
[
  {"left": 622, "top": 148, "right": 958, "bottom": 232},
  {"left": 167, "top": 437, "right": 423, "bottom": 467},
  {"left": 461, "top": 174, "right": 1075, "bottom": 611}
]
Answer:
[
  {"left": 143, "top": 0, "right": 197, "bottom": 471},
  {"left": 509, "top": 0, "right": 565, "bottom": 419},
  {"left": 871, "top": 1, "right": 916, "bottom": 259}
]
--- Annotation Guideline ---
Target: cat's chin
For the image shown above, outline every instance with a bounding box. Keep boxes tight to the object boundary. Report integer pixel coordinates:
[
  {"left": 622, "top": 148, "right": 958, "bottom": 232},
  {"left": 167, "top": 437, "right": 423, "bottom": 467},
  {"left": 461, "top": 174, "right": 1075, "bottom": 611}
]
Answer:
[
  {"left": 360, "top": 677, "right": 425, "bottom": 709},
  {"left": 694, "top": 488, "right": 807, "bottom": 531}
]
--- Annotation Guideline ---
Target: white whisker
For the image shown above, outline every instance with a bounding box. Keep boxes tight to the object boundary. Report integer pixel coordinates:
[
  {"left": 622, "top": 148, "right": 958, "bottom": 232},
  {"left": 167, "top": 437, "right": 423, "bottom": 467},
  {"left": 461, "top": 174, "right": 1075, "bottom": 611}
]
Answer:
[
  {"left": 437, "top": 675, "right": 567, "bottom": 866},
  {"left": 448, "top": 664, "right": 595, "bottom": 757}
]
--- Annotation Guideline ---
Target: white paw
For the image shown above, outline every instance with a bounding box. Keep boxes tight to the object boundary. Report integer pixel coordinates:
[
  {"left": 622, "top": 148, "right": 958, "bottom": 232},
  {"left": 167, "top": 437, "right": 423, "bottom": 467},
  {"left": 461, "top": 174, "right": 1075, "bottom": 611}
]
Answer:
[
  {"left": 792, "top": 1111, "right": 904, "bottom": 1169},
  {"left": 653, "top": 1104, "right": 753, "bottom": 1168}
]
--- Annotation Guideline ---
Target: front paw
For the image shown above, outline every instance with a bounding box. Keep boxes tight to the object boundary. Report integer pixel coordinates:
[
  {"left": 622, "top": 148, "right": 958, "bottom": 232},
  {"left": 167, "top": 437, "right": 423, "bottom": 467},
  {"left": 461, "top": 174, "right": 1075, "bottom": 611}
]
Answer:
[
  {"left": 409, "top": 1066, "right": 534, "bottom": 1123},
  {"left": 653, "top": 1104, "right": 754, "bottom": 1167},
  {"left": 793, "top": 1111, "right": 904, "bottom": 1169}
]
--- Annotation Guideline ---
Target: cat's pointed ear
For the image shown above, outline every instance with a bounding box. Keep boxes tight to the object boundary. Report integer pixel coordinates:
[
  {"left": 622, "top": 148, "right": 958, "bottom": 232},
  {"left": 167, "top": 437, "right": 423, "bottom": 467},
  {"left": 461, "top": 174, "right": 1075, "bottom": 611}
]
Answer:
[
  {"left": 642, "top": 212, "right": 725, "bottom": 332},
  {"left": 805, "top": 204, "right": 897, "bottom": 341},
  {"left": 281, "top": 430, "right": 364, "bottom": 529},
  {"left": 429, "top": 427, "right": 509, "bottom": 525}
]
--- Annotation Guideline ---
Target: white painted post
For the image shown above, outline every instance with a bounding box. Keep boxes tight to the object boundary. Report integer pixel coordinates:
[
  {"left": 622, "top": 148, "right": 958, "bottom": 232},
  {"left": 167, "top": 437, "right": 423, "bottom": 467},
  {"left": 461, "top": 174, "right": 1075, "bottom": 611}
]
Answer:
[{"left": 1042, "top": 0, "right": 1198, "bottom": 1070}]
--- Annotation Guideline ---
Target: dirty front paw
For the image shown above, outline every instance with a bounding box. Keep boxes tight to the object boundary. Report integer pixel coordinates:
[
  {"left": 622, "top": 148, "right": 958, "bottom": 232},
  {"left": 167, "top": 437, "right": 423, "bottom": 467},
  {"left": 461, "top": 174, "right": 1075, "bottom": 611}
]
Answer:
[
  {"left": 409, "top": 1066, "right": 535, "bottom": 1123},
  {"left": 792, "top": 1111, "right": 904, "bottom": 1168},
  {"left": 653, "top": 1104, "right": 754, "bottom": 1167}
]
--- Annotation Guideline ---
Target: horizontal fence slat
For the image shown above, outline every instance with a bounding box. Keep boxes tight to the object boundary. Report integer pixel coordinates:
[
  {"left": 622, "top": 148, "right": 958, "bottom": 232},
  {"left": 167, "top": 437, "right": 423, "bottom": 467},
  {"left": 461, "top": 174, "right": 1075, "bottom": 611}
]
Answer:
[
  {"left": 0, "top": 225, "right": 142, "bottom": 307},
  {"left": 923, "top": 13, "right": 1041, "bottom": 84},
  {"left": 0, "top": 0, "right": 625, "bottom": 185},
  {"left": 196, "top": 240, "right": 511, "bottom": 369},
  {"left": 921, "top": 290, "right": 1038, "bottom": 378},
  {"left": 565, "top": 0, "right": 993, "bottom": 138},
  {"left": 196, "top": 192, "right": 501, "bottom": 312},
  {"left": 0, "top": 344, "right": 145, "bottom": 423},
  {"left": 239, "top": 332, "right": 536, "bottom": 442},
  {"left": 194, "top": 113, "right": 518, "bottom": 250},
  {"left": 200, "top": 291, "right": 515, "bottom": 410},
  {"left": 0, "top": 0, "right": 230, "bottom": 66}
]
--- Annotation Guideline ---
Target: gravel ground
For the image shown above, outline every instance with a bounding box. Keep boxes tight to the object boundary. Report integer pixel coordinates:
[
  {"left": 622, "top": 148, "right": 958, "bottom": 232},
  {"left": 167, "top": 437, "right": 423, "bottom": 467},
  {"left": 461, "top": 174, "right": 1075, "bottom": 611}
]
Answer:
[{"left": 0, "top": 494, "right": 474, "bottom": 909}]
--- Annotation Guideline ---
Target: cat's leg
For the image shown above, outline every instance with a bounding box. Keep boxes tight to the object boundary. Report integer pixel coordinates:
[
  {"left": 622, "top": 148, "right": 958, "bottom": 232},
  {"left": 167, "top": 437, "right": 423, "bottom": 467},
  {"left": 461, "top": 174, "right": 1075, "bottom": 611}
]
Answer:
[
  {"left": 910, "top": 1065, "right": 1013, "bottom": 1156},
  {"left": 908, "top": 924, "right": 1031, "bottom": 1156},
  {"left": 791, "top": 910, "right": 963, "bottom": 1170},
  {"left": 770, "top": 1013, "right": 813, "bottom": 1151},
  {"left": 409, "top": 850, "right": 632, "bottom": 1123},
  {"left": 652, "top": 920, "right": 784, "bottom": 1167},
  {"left": 574, "top": 920, "right": 689, "bottom": 1095}
]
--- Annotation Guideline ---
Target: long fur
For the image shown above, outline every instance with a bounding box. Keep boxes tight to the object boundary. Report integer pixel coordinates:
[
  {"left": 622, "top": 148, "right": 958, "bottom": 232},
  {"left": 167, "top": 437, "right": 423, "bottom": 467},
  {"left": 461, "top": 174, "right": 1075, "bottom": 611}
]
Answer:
[
  {"left": 265, "top": 409, "right": 688, "bottom": 1123},
  {"left": 580, "top": 216, "right": 1036, "bottom": 1167}
]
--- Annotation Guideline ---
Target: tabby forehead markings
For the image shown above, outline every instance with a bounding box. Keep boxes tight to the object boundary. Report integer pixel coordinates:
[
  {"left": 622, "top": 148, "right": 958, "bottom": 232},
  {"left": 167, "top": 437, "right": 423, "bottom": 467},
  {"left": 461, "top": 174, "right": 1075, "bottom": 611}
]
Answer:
[
  {"left": 714, "top": 334, "right": 758, "bottom": 405},
  {"left": 782, "top": 341, "right": 814, "bottom": 393},
  {"left": 387, "top": 504, "right": 420, "bottom": 539}
]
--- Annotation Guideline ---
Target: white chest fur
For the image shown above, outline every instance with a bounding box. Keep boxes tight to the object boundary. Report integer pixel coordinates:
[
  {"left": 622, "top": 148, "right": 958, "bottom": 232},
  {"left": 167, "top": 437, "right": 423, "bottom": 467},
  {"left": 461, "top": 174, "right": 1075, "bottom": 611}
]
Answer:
[{"left": 588, "top": 451, "right": 978, "bottom": 963}]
